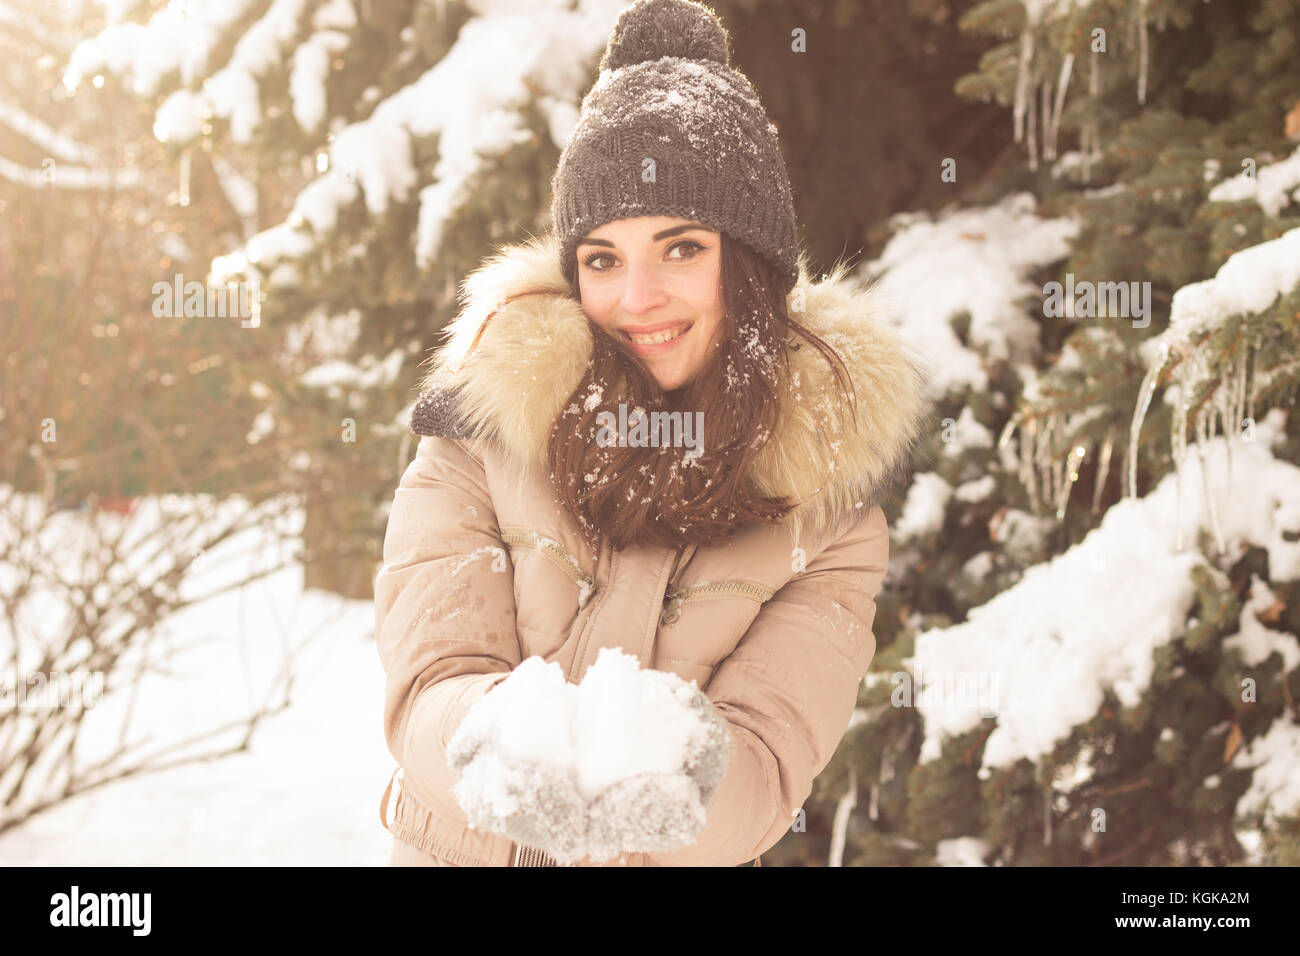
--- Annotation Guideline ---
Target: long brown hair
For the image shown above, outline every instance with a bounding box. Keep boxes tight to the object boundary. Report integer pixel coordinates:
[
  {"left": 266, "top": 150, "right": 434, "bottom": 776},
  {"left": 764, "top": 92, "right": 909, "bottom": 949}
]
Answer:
[{"left": 547, "top": 232, "right": 857, "bottom": 552}]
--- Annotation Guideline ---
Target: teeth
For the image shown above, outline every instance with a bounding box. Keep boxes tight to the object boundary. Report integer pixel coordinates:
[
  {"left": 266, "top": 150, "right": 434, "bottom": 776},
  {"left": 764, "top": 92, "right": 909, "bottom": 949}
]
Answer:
[{"left": 628, "top": 326, "right": 688, "bottom": 345}]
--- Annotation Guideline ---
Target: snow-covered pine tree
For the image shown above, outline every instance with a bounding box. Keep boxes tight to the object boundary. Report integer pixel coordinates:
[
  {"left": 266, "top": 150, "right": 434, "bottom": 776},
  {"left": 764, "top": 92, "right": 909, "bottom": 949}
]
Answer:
[
  {"left": 57, "top": 0, "right": 639, "bottom": 594},
  {"left": 799, "top": 0, "right": 1300, "bottom": 867}
]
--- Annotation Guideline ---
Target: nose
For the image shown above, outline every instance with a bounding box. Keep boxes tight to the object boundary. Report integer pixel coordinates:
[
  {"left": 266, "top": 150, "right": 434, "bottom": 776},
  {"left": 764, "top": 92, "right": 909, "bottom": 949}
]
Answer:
[{"left": 619, "top": 258, "right": 670, "bottom": 315}]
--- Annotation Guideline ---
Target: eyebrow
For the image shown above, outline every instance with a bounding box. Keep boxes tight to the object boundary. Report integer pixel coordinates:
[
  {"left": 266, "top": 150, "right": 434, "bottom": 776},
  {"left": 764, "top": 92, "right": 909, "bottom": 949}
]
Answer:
[{"left": 577, "top": 222, "right": 717, "bottom": 248}]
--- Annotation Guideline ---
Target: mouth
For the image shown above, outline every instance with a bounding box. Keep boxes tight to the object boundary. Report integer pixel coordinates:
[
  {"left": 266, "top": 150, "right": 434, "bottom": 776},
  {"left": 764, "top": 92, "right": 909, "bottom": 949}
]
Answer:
[{"left": 618, "top": 322, "right": 693, "bottom": 354}]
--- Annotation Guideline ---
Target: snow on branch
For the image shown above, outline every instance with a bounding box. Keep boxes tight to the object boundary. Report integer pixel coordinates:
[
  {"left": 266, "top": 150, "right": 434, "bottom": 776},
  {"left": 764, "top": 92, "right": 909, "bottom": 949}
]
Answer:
[
  {"left": 1020, "top": 0, "right": 1098, "bottom": 26},
  {"left": 63, "top": 0, "right": 262, "bottom": 96},
  {"left": 1139, "top": 225, "right": 1300, "bottom": 367},
  {"left": 1233, "top": 715, "right": 1300, "bottom": 829},
  {"left": 155, "top": 0, "right": 316, "bottom": 144},
  {"left": 1207, "top": 144, "right": 1300, "bottom": 218},
  {"left": 289, "top": 28, "right": 349, "bottom": 135},
  {"left": 913, "top": 408, "right": 1300, "bottom": 776},
  {"left": 210, "top": 0, "right": 624, "bottom": 286},
  {"left": 1122, "top": 226, "right": 1300, "bottom": 513},
  {"left": 861, "top": 192, "right": 1080, "bottom": 397}
]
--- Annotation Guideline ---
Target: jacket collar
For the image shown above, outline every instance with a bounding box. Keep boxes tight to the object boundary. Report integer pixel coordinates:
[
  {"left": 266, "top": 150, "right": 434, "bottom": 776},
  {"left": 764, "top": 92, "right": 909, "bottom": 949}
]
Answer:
[{"left": 410, "top": 231, "right": 933, "bottom": 544}]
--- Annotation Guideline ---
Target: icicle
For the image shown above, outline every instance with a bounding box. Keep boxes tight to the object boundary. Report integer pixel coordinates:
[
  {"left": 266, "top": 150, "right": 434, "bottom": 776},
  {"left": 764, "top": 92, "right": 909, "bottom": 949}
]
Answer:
[
  {"left": 1082, "top": 46, "right": 1101, "bottom": 183},
  {"left": 1242, "top": 335, "right": 1253, "bottom": 426},
  {"left": 1043, "top": 787, "right": 1053, "bottom": 846},
  {"left": 1092, "top": 431, "right": 1114, "bottom": 514},
  {"left": 1137, "top": 0, "right": 1150, "bottom": 106},
  {"left": 1013, "top": 27, "right": 1034, "bottom": 144},
  {"left": 1041, "top": 76, "right": 1053, "bottom": 163},
  {"left": 1233, "top": 340, "right": 1250, "bottom": 448},
  {"left": 1049, "top": 431, "right": 1065, "bottom": 516},
  {"left": 1041, "top": 417, "right": 1057, "bottom": 515},
  {"left": 828, "top": 766, "right": 857, "bottom": 867},
  {"left": 1030, "top": 417, "right": 1048, "bottom": 511},
  {"left": 997, "top": 415, "right": 1019, "bottom": 454},
  {"left": 1048, "top": 53, "right": 1074, "bottom": 162},
  {"left": 1237, "top": 341, "right": 1251, "bottom": 430},
  {"left": 868, "top": 782, "right": 878, "bottom": 822},
  {"left": 1038, "top": 414, "right": 1060, "bottom": 515},
  {"left": 1044, "top": 435, "right": 1057, "bottom": 512},
  {"left": 1000, "top": 413, "right": 1041, "bottom": 512},
  {"left": 1220, "top": 345, "right": 1247, "bottom": 487},
  {"left": 1023, "top": 417, "right": 1040, "bottom": 513},
  {"left": 1214, "top": 382, "right": 1231, "bottom": 485},
  {"left": 1128, "top": 341, "right": 1168, "bottom": 498},
  {"left": 245, "top": 278, "right": 261, "bottom": 329},
  {"left": 1196, "top": 407, "right": 1226, "bottom": 556},
  {"left": 1026, "top": 72, "right": 1039, "bottom": 172},
  {"left": 1119, "top": 432, "right": 1129, "bottom": 504},
  {"left": 1055, "top": 442, "right": 1087, "bottom": 521},
  {"left": 178, "top": 146, "right": 191, "bottom": 207},
  {"left": 1170, "top": 378, "right": 1188, "bottom": 551}
]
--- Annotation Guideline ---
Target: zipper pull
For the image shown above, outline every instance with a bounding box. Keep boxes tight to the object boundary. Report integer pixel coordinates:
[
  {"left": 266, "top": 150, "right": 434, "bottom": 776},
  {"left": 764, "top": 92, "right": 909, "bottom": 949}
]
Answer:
[
  {"left": 660, "top": 547, "right": 688, "bottom": 627},
  {"left": 576, "top": 575, "right": 596, "bottom": 611},
  {"left": 660, "top": 589, "right": 682, "bottom": 627}
]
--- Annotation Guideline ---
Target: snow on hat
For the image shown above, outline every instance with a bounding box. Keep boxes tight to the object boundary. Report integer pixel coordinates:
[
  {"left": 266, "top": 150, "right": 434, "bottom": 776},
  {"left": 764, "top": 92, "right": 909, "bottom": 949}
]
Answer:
[{"left": 549, "top": 0, "right": 800, "bottom": 293}]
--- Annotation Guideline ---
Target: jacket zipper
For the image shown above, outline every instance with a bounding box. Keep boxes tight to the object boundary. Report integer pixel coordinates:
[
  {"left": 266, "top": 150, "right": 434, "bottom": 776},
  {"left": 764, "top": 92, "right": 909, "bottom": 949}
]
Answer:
[
  {"left": 500, "top": 528, "right": 597, "bottom": 868},
  {"left": 660, "top": 580, "right": 774, "bottom": 627},
  {"left": 500, "top": 529, "right": 597, "bottom": 609}
]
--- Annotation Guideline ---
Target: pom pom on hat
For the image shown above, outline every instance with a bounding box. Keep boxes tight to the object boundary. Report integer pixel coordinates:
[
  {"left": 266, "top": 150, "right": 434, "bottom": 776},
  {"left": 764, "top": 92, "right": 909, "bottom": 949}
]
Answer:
[{"left": 598, "top": 0, "right": 730, "bottom": 72}]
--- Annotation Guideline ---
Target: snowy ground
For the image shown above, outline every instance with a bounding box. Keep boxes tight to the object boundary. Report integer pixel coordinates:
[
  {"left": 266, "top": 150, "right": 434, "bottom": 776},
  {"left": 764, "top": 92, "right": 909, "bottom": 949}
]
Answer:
[{"left": 0, "top": 502, "right": 395, "bottom": 866}]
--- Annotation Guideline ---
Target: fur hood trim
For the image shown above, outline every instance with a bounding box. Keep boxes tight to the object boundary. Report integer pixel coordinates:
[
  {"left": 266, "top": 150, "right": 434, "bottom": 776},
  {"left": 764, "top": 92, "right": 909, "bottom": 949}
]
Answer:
[{"left": 410, "top": 231, "right": 933, "bottom": 543}]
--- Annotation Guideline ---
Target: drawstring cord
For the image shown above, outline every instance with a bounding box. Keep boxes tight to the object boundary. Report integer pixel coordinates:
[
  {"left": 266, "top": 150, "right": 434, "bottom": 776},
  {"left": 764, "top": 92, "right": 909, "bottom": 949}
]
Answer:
[{"left": 380, "top": 765, "right": 402, "bottom": 831}]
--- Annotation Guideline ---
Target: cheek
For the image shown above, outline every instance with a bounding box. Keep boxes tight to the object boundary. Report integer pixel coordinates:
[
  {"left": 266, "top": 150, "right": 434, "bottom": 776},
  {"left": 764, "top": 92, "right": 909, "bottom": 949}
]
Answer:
[
  {"left": 685, "top": 270, "right": 722, "bottom": 322},
  {"left": 684, "top": 279, "right": 722, "bottom": 345},
  {"left": 578, "top": 281, "right": 615, "bottom": 328}
]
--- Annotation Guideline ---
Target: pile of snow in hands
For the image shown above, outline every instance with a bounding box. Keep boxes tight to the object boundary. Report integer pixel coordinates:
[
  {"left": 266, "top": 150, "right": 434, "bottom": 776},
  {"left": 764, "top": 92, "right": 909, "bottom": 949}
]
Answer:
[{"left": 448, "top": 648, "right": 730, "bottom": 864}]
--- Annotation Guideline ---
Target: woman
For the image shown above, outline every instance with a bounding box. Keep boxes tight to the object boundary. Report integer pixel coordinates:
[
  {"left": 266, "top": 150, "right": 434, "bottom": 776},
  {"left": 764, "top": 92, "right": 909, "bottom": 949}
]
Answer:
[{"left": 375, "top": 0, "right": 931, "bottom": 867}]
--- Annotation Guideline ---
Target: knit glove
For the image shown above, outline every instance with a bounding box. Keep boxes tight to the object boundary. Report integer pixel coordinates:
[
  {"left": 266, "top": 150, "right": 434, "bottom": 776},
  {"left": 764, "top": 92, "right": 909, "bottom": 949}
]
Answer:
[
  {"left": 581, "top": 663, "right": 732, "bottom": 862},
  {"left": 446, "top": 657, "right": 588, "bottom": 864}
]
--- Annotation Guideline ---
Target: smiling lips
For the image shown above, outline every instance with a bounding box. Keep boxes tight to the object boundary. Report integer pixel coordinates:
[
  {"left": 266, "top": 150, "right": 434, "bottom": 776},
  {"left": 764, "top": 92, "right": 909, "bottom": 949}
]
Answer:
[{"left": 619, "top": 321, "right": 693, "bottom": 351}]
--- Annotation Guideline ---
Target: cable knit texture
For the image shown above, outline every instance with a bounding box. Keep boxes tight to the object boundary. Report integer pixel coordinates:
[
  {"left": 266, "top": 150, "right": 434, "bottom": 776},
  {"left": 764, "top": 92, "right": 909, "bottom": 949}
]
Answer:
[{"left": 549, "top": 0, "right": 800, "bottom": 292}]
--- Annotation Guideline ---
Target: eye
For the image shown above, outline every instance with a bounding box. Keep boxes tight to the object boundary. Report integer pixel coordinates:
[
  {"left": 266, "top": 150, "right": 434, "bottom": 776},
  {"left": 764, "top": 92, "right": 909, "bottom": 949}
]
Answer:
[
  {"left": 580, "top": 238, "right": 708, "bottom": 274},
  {"left": 666, "top": 239, "right": 704, "bottom": 260},
  {"left": 581, "top": 250, "right": 614, "bottom": 272}
]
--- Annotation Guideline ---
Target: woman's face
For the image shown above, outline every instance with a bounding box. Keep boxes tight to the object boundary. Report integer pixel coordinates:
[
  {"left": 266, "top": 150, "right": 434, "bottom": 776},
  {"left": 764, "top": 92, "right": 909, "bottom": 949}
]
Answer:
[{"left": 575, "top": 216, "right": 724, "bottom": 393}]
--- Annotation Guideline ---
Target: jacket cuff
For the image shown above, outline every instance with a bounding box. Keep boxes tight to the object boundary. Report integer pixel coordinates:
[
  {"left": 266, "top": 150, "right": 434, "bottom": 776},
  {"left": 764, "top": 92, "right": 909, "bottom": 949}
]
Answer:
[{"left": 400, "top": 671, "right": 512, "bottom": 820}]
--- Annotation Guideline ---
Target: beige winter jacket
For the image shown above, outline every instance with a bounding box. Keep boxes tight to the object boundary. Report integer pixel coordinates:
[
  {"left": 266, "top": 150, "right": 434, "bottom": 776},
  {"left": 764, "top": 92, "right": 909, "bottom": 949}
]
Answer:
[{"left": 375, "top": 231, "right": 931, "bottom": 866}]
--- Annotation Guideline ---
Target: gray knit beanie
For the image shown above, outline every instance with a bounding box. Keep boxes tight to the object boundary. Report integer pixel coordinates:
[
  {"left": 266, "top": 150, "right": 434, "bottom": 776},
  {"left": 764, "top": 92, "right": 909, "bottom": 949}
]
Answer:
[{"left": 549, "top": 0, "right": 800, "bottom": 294}]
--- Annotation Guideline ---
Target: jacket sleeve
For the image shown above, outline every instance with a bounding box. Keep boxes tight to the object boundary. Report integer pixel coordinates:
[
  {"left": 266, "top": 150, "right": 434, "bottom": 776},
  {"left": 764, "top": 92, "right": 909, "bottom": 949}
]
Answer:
[
  {"left": 374, "top": 434, "right": 522, "bottom": 821},
  {"left": 648, "top": 504, "right": 890, "bottom": 867}
]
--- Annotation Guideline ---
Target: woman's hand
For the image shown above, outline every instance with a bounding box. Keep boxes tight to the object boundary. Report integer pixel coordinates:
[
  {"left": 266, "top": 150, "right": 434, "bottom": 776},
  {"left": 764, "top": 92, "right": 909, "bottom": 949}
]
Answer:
[
  {"left": 587, "top": 771, "right": 705, "bottom": 860},
  {"left": 677, "top": 680, "right": 732, "bottom": 807},
  {"left": 452, "top": 750, "right": 588, "bottom": 863},
  {"left": 446, "top": 651, "right": 732, "bottom": 863},
  {"left": 582, "top": 666, "right": 732, "bottom": 861},
  {"left": 447, "top": 657, "right": 588, "bottom": 862}
]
